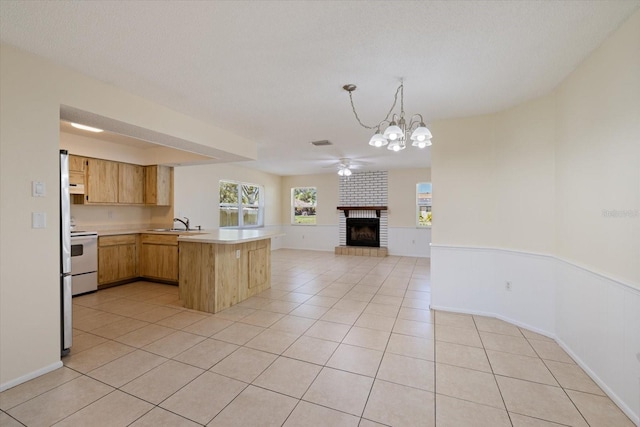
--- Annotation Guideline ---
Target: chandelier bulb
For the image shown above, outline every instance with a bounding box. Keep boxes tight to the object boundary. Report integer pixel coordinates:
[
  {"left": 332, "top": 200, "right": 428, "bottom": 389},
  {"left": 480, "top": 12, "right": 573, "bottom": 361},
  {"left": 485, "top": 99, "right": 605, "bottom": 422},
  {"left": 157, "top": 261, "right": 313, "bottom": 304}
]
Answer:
[{"left": 383, "top": 124, "right": 404, "bottom": 141}]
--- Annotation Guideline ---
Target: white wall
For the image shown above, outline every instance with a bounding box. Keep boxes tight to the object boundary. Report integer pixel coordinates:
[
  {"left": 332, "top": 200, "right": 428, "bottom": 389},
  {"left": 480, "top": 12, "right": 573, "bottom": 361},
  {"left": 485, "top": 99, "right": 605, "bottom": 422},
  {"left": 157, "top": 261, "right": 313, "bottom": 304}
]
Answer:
[
  {"left": 388, "top": 168, "right": 432, "bottom": 227},
  {"left": 0, "top": 43, "right": 256, "bottom": 390},
  {"left": 431, "top": 11, "right": 640, "bottom": 423},
  {"left": 554, "top": 11, "right": 640, "bottom": 285},
  {"left": 280, "top": 173, "right": 340, "bottom": 251},
  {"left": 388, "top": 168, "right": 432, "bottom": 257},
  {"left": 280, "top": 173, "right": 340, "bottom": 226},
  {"left": 173, "top": 162, "right": 282, "bottom": 229},
  {"left": 431, "top": 95, "right": 556, "bottom": 253},
  {"left": 280, "top": 169, "right": 432, "bottom": 256}
]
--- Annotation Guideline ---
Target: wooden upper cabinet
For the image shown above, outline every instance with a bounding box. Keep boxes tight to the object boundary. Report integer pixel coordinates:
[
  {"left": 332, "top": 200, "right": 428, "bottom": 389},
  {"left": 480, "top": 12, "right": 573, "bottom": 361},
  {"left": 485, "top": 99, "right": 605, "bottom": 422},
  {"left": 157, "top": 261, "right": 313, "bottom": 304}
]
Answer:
[
  {"left": 68, "top": 155, "right": 86, "bottom": 172},
  {"left": 118, "top": 163, "right": 145, "bottom": 204},
  {"left": 70, "top": 155, "right": 172, "bottom": 206},
  {"left": 68, "top": 155, "right": 86, "bottom": 187},
  {"left": 85, "top": 158, "right": 118, "bottom": 204},
  {"left": 145, "top": 165, "right": 173, "bottom": 206}
]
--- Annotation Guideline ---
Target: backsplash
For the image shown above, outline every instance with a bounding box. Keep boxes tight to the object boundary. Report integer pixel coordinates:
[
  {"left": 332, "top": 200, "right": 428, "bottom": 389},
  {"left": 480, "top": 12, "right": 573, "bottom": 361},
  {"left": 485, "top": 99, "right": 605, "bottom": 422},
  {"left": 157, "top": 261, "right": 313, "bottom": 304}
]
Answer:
[{"left": 70, "top": 205, "right": 173, "bottom": 230}]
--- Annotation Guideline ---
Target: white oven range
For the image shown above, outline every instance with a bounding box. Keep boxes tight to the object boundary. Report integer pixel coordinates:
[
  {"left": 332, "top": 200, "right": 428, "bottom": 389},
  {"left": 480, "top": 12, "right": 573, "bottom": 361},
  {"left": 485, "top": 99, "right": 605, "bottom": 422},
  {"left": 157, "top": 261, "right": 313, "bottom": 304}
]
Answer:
[{"left": 70, "top": 231, "right": 98, "bottom": 296}]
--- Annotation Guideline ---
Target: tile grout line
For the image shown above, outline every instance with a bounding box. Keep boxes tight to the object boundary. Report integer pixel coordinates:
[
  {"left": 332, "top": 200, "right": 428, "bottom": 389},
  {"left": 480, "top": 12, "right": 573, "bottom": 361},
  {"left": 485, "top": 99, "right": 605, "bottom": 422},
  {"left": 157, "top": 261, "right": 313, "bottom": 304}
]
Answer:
[
  {"left": 472, "top": 313, "right": 515, "bottom": 427},
  {"left": 524, "top": 334, "right": 592, "bottom": 427}
]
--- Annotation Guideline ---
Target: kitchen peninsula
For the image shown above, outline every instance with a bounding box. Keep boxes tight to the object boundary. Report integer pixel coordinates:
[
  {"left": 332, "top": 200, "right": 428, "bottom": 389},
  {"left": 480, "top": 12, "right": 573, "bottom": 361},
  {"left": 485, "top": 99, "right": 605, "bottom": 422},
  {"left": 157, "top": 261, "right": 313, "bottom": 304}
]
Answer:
[{"left": 178, "top": 229, "right": 283, "bottom": 314}]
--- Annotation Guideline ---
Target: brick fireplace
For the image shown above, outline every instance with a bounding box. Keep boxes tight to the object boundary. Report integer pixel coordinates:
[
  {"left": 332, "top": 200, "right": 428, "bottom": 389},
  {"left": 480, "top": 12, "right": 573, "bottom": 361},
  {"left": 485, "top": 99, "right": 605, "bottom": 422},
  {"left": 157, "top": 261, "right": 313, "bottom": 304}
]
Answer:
[{"left": 335, "top": 171, "right": 388, "bottom": 256}]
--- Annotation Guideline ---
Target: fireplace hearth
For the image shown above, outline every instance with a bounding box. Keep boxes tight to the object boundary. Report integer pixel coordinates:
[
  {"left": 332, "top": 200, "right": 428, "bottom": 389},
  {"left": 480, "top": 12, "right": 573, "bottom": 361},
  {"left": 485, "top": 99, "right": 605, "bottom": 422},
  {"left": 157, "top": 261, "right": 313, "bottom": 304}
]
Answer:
[{"left": 346, "top": 218, "right": 380, "bottom": 247}]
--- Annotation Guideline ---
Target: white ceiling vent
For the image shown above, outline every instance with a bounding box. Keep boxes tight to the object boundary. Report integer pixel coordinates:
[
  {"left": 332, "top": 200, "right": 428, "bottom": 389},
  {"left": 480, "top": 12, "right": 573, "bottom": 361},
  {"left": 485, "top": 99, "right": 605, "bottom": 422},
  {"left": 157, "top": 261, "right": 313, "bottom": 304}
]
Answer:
[{"left": 311, "top": 140, "right": 333, "bottom": 147}]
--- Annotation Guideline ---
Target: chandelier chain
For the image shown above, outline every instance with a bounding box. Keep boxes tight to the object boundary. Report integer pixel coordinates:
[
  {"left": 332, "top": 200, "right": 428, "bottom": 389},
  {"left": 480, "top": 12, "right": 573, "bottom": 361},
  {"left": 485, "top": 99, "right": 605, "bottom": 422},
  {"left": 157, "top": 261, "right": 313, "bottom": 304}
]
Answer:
[{"left": 347, "top": 84, "right": 403, "bottom": 130}]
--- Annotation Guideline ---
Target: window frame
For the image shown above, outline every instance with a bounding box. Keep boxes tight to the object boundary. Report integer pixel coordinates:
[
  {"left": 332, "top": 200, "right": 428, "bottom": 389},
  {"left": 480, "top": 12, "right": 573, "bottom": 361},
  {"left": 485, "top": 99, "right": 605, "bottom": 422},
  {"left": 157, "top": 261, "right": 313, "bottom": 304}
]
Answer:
[
  {"left": 416, "top": 182, "right": 432, "bottom": 228},
  {"left": 219, "top": 180, "right": 264, "bottom": 229},
  {"left": 291, "top": 187, "right": 317, "bottom": 226}
]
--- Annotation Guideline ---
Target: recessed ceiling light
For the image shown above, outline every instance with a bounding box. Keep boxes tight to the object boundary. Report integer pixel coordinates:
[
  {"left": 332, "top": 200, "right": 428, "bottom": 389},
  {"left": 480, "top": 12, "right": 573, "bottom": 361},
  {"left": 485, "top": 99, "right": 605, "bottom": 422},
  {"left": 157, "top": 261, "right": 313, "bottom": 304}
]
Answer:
[{"left": 70, "top": 122, "right": 103, "bottom": 133}]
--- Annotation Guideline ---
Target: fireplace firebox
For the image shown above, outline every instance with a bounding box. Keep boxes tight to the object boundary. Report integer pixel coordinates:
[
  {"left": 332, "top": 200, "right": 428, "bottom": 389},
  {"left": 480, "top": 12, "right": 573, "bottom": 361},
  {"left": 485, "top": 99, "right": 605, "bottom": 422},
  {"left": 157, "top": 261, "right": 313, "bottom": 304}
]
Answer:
[{"left": 346, "top": 218, "right": 380, "bottom": 247}]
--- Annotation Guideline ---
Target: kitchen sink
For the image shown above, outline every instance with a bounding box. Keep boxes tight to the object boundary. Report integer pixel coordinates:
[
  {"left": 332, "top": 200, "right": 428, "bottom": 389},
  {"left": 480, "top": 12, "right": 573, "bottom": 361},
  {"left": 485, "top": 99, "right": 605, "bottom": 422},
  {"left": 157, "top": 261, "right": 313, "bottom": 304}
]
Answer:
[{"left": 147, "top": 228, "right": 189, "bottom": 232}]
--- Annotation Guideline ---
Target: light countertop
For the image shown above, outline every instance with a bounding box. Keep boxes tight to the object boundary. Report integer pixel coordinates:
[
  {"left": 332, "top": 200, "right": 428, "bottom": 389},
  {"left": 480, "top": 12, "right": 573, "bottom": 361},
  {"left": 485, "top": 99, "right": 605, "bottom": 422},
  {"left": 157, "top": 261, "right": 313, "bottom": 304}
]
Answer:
[
  {"left": 94, "top": 228, "right": 206, "bottom": 236},
  {"left": 177, "top": 229, "right": 284, "bottom": 244},
  {"left": 82, "top": 227, "right": 283, "bottom": 243}
]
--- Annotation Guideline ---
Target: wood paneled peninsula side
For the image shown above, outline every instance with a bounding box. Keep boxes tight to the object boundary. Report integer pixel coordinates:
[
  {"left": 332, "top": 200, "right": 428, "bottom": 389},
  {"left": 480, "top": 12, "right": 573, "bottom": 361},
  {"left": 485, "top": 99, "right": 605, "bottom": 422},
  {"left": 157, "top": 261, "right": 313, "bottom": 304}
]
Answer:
[{"left": 178, "top": 229, "right": 283, "bottom": 314}]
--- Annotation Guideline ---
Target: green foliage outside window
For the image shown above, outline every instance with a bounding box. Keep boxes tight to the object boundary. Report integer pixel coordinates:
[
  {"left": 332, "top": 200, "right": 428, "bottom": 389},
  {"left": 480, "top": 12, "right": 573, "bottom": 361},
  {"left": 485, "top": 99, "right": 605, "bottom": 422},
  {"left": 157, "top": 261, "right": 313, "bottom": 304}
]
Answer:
[
  {"left": 292, "top": 187, "right": 317, "bottom": 225},
  {"left": 220, "top": 180, "right": 263, "bottom": 228}
]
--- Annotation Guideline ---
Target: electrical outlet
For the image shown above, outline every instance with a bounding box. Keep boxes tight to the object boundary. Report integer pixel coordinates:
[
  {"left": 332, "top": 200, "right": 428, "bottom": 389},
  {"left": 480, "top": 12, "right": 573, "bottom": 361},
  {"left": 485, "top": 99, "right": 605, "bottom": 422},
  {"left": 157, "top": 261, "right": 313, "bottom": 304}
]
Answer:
[
  {"left": 505, "top": 281, "right": 512, "bottom": 291},
  {"left": 107, "top": 210, "right": 113, "bottom": 219},
  {"left": 236, "top": 249, "right": 241, "bottom": 259}
]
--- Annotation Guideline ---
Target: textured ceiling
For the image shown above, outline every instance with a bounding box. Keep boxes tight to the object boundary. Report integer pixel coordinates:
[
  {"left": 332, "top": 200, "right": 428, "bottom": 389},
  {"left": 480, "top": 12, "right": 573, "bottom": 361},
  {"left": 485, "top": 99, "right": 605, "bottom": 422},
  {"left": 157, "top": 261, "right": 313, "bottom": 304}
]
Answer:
[{"left": 1, "top": 1, "right": 638, "bottom": 175}]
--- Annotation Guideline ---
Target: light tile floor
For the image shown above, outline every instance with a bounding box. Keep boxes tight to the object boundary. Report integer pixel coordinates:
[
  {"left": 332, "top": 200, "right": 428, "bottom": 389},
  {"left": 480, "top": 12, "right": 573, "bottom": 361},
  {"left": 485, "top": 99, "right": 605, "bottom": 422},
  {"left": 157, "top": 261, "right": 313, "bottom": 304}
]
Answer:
[{"left": 0, "top": 249, "right": 634, "bottom": 426}]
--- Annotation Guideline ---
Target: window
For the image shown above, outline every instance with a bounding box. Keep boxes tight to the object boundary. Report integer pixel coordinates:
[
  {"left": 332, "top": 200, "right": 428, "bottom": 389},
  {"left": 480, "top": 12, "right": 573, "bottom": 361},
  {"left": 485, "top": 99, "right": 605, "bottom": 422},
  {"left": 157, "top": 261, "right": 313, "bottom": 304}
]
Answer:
[
  {"left": 219, "top": 180, "right": 264, "bottom": 228},
  {"left": 417, "top": 182, "right": 432, "bottom": 227},
  {"left": 292, "top": 187, "right": 317, "bottom": 225}
]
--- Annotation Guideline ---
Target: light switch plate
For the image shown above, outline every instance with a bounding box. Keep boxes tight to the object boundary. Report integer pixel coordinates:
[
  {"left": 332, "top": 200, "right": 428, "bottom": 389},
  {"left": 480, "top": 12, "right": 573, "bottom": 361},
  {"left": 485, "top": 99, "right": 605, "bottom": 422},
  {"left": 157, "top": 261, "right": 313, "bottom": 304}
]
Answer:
[
  {"left": 32, "top": 212, "right": 46, "bottom": 228},
  {"left": 32, "top": 181, "right": 46, "bottom": 197}
]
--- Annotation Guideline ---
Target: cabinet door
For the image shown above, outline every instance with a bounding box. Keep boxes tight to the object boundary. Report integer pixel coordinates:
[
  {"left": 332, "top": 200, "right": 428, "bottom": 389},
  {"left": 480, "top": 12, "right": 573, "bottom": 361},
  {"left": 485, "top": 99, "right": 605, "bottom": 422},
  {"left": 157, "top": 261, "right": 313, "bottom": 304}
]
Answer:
[
  {"left": 145, "top": 165, "right": 172, "bottom": 206},
  {"left": 118, "top": 243, "right": 138, "bottom": 279},
  {"left": 98, "top": 246, "right": 120, "bottom": 284},
  {"left": 141, "top": 243, "right": 178, "bottom": 281},
  {"left": 69, "top": 155, "right": 86, "bottom": 172},
  {"left": 86, "top": 158, "right": 118, "bottom": 203},
  {"left": 118, "top": 163, "right": 145, "bottom": 204}
]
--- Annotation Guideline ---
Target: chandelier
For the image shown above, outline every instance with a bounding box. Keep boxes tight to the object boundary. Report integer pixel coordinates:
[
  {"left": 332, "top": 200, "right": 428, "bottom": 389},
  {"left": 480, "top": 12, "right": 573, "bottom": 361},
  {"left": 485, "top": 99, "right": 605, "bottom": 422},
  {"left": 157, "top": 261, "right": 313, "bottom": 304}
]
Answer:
[{"left": 343, "top": 81, "right": 432, "bottom": 151}]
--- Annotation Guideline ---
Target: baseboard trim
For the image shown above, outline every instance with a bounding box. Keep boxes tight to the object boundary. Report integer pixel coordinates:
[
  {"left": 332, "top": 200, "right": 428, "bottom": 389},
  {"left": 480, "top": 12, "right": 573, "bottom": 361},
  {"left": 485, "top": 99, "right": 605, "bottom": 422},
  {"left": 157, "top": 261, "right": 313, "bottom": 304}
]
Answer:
[
  {"left": 555, "top": 337, "right": 640, "bottom": 426},
  {"left": 431, "top": 305, "right": 639, "bottom": 425},
  {"left": 0, "top": 361, "right": 63, "bottom": 392},
  {"left": 429, "top": 305, "right": 556, "bottom": 339}
]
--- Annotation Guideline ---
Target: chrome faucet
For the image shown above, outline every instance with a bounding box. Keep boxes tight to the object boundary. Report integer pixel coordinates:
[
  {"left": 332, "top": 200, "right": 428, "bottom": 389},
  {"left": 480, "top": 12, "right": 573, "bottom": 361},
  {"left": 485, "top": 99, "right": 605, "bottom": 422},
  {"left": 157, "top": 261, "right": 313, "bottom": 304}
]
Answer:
[{"left": 173, "top": 217, "right": 190, "bottom": 230}]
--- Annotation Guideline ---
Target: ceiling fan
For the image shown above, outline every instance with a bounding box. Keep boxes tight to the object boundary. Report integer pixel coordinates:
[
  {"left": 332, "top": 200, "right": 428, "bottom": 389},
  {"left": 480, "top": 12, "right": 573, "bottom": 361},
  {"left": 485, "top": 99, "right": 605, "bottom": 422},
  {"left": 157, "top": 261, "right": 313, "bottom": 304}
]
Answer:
[{"left": 322, "top": 158, "right": 371, "bottom": 176}]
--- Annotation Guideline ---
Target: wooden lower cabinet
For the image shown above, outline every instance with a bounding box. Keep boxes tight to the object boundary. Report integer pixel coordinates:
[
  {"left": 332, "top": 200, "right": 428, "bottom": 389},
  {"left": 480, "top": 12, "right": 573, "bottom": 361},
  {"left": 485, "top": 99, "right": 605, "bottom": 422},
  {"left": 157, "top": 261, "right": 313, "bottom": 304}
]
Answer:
[
  {"left": 179, "top": 238, "right": 271, "bottom": 313},
  {"left": 97, "top": 233, "right": 180, "bottom": 286},
  {"left": 98, "top": 235, "right": 138, "bottom": 285},
  {"left": 140, "top": 234, "right": 178, "bottom": 282}
]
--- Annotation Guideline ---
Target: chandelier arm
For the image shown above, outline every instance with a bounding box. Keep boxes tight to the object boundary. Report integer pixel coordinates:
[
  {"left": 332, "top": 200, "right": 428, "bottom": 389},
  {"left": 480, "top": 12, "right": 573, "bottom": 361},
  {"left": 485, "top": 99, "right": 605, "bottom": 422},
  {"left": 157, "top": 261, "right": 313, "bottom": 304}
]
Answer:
[
  {"left": 408, "top": 114, "right": 425, "bottom": 125},
  {"left": 347, "top": 84, "right": 403, "bottom": 130}
]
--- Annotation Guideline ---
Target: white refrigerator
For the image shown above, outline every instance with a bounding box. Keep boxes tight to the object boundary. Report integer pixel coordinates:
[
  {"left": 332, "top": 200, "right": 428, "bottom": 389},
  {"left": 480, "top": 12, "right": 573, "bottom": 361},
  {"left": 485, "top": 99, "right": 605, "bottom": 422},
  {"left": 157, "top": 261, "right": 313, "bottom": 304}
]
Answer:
[{"left": 60, "top": 150, "right": 72, "bottom": 356}]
